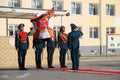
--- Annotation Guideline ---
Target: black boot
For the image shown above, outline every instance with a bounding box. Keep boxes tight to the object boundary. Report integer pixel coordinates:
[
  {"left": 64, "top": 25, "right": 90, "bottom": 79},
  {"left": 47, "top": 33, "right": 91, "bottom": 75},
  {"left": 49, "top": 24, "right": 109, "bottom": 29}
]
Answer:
[
  {"left": 18, "top": 61, "right": 22, "bottom": 70},
  {"left": 36, "top": 60, "right": 44, "bottom": 69},
  {"left": 48, "top": 59, "right": 54, "bottom": 68}
]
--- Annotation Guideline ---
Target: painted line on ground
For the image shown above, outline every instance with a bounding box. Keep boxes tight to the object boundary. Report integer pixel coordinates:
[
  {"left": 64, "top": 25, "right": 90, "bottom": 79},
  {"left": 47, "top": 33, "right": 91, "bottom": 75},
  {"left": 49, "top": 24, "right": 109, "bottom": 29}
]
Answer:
[
  {"left": 0, "top": 75, "right": 9, "bottom": 78},
  {"left": 16, "top": 73, "right": 30, "bottom": 78},
  {"left": 54, "top": 68, "right": 120, "bottom": 75}
]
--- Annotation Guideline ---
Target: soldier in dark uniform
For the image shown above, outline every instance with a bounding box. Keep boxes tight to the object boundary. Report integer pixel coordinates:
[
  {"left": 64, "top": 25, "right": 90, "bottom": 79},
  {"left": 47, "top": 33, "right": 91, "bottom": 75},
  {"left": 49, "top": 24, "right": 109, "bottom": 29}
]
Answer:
[
  {"left": 46, "top": 31, "right": 56, "bottom": 68},
  {"left": 33, "top": 32, "right": 45, "bottom": 69},
  {"left": 58, "top": 26, "right": 68, "bottom": 68},
  {"left": 46, "top": 38, "right": 56, "bottom": 68},
  {"left": 28, "top": 27, "right": 34, "bottom": 36},
  {"left": 67, "top": 23, "right": 83, "bottom": 70},
  {"left": 15, "top": 23, "right": 29, "bottom": 70}
]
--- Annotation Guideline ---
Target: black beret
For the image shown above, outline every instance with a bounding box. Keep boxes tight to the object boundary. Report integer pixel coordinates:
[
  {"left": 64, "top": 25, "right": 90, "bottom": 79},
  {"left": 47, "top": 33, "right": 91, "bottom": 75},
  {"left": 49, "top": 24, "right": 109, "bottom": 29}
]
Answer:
[
  {"left": 18, "top": 23, "right": 25, "bottom": 29},
  {"left": 70, "top": 23, "right": 77, "bottom": 29}
]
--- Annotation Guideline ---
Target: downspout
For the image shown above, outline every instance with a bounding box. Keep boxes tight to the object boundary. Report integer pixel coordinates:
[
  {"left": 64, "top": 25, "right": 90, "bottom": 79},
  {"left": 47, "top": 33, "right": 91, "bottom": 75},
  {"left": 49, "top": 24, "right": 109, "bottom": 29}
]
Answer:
[
  {"left": 6, "top": 18, "right": 8, "bottom": 36},
  {"left": 99, "top": 0, "right": 102, "bottom": 56}
]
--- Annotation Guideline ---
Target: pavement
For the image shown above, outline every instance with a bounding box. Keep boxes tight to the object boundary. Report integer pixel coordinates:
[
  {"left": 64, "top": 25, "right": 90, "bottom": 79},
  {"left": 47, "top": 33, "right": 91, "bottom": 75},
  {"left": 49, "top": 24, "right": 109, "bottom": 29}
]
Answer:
[
  {"left": 0, "top": 55, "right": 120, "bottom": 80},
  {"left": 80, "top": 55, "right": 120, "bottom": 61}
]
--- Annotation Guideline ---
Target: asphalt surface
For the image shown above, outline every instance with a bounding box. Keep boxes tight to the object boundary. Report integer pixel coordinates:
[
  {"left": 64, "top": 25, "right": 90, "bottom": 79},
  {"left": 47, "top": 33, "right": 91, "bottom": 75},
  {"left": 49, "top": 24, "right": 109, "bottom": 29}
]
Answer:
[
  {"left": 0, "top": 69, "right": 120, "bottom": 80},
  {"left": 0, "top": 59, "right": 120, "bottom": 80}
]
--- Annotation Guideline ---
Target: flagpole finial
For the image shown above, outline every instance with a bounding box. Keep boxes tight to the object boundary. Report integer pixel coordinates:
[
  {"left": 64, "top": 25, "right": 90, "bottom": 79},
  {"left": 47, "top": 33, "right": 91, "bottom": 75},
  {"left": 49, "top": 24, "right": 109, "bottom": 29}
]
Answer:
[{"left": 66, "top": 12, "right": 70, "bottom": 16}]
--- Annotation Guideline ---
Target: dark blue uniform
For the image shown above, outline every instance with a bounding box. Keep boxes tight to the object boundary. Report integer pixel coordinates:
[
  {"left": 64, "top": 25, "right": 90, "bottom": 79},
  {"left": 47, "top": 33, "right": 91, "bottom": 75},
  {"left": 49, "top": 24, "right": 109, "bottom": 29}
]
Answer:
[
  {"left": 46, "top": 38, "right": 56, "bottom": 68},
  {"left": 67, "top": 30, "right": 83, "bottom": 70},
  {"left": 58, "top": 33, "right": 68, "bottom": 67},
  {"left": 33, "top": 35, "right": 45, "bottom": 69},
  {"left": 15, "top": 31, "right": 29, "bottom": 70}
]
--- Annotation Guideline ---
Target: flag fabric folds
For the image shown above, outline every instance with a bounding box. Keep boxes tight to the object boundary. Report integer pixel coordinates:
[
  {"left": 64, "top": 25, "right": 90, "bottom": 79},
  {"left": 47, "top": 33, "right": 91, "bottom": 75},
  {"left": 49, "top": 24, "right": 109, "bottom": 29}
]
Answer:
[{"left": 31, "top": 8, "right": 54, "bottom": 39}]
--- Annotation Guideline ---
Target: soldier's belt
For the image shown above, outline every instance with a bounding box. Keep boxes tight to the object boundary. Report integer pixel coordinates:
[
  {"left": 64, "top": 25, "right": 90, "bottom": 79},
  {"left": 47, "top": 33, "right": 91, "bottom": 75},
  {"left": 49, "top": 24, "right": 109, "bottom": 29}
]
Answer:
[
  {"left": 63, "top": 41, "right": 67, "bottom": 43},
  {"left": 21, "top": 41, "right": 27, "bottom": 43},
  {"left": 35, "top": 39, "right": 43, "bottom": 42}
]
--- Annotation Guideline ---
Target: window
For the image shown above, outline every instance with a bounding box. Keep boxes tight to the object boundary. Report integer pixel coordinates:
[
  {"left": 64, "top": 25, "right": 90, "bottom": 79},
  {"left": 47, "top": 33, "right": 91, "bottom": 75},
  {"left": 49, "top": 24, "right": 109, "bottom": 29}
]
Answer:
[
  {"left": 8, "top": 25, "right": 18, "bottom": 36},
  {"left": 108, "top": 49, "right": 116, "bottom": 53},
  {"left": 53, "top": 26, "right": 60, "bottom": 34},
  {"left": 71, "top": 2, "right": 81, "bottom": 14},
  {"left": 52, "top": 0, "right": 63, "bottom": 10},
  {"left": 53, "top": 26, "right": 60, "bottom": 41},
  {"left": 89, "top": 27, "right": 99, "bottom": 38},
  {"left": 89, "top": 3, "right": 98, "bottom": 15},
  {"left": 77, "top": 26, "right": 82, "bottom": 31},
  {"left": 106, "top": 4, "right": 115, "bottom": 16},
  {"left": 31, "top": 0, "right": 43, "bottom": 9},
  {"left": 106, "top": 27, "right": 116, "bottom": 53},
  {"left": 78, "top": 26, "right": 83, "bottom": 39},
  {"left": 8, "top": 0, "right": 21, "bottom": 7},
  {"left": 106, "top": 27, "right": 116, "bottom": 33}
]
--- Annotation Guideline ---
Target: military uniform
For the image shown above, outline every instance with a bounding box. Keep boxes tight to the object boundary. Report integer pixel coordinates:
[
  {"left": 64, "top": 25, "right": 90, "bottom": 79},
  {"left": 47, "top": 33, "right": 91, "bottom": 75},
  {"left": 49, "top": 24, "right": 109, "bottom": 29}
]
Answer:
[
  {"left": 58, "top": 32, "right": 68, "bottom": 68},
  {"left": 28, "top": 31, "right": 34, "bottom": 36},
  {"left": 67, "top": 23, "right": 83, "bottom": 70},
  {"left": 33, "top": 33, "right": 45, "bottom": 69},
  {"left": 15, "top": 30, "right": 29, "bottom": 70},
  {"left": 46, "top": 38, "right": 56, "bottom": 68}
]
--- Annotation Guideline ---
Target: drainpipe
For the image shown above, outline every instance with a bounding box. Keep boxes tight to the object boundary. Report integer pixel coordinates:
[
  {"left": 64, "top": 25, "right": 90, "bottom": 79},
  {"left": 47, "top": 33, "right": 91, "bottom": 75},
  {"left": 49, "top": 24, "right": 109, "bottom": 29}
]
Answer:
[
  {"left": 6, "top": 18, "right": 8, "bottom": 36},
  {"left": 61, "top": 12, "right": 70, "bottom": 26},
  {"left": 99, "top": 0, "right": 102, "bottom": 56},
  {"left": 61, "top": 15, "right": 63, "bottom": 26}
]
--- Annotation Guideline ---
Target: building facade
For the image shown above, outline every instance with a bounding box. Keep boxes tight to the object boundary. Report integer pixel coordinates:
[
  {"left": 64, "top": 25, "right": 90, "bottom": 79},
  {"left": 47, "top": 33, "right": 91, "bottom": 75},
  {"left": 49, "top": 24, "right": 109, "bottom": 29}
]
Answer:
[{"left": 0, "top": 0, "right": 120, "bottom": 56}]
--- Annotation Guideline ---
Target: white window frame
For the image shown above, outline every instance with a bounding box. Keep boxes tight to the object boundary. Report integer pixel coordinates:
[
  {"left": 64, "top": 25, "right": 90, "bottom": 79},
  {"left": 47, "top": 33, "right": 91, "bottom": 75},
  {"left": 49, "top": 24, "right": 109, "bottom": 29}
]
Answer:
[
  {"left": 106, "top": 27, "right": 116, "bottom": 33},
  {"left": 71, "top": 2, "right": 82, "bottom": 15},
  {"left": 78, "top": 26, "right": 83, "bottom": 39},
  {"left": 106, "top": 4, "right": 115, "bottom": 16},
  {"left": 31, "top": 0, "right": 43, "bottom": 9},
  {"left": 107, "top": 49, "right": 116, "bottom": 54},
  {"left": 53, "top": 26, "right": 61, "bottom": 41},
  {"left": 8, "top": 0, "right": 21, "bottom": 7},
  {"left": 77, "top": 26, "right": 82, "bottom": 31},
  {"left": 89, "top": 3, "right": 99, "bottom": 15},
  {"left": 8, "top": 25, "right": 18, "bottom": 36},
  {"left": 106, "top": 27, "right": 116, "bottom": 53},
  {"left": 52, "top": 0, "right": 63, "bottom": 10},
  {"left": 89, "top": 27, "right": 99, "bottom": 39},
  {"left": 53, "top": 26, "right": 60, "bottom": 34}
]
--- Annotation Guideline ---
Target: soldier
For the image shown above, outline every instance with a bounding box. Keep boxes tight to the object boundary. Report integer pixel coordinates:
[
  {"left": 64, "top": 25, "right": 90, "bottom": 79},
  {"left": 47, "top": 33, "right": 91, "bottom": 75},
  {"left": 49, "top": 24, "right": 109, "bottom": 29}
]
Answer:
[
  {"left": 58, "top": 26, "right": 68, "bottom": 68},
  {"left": 67, "top": 23, "right": 83, "bottom": 70},
  {"left": 15, "top": 23, "right": 29, "bottom": 70},
  {"left": 46, "top": 31, "right": 56, "bottom": 68},
  {"left": 28, "top": 27, "right": 34, "bottom": 36},
  {"left": 33, "top": 32, "right": 45, "bottom": 69}
]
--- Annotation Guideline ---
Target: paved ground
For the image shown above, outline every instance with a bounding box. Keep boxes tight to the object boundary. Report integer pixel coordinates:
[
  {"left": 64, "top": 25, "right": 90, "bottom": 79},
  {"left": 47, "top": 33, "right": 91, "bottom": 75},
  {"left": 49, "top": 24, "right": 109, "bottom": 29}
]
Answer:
[
  {"left": 0, "top": 69, "right": 120, "bottom": 80},
  {"left": 76, "top": 56, "right": 120, "bottom": 70},
  {"left": 0, "top": 56, "right": 120, "bottom": 80}
]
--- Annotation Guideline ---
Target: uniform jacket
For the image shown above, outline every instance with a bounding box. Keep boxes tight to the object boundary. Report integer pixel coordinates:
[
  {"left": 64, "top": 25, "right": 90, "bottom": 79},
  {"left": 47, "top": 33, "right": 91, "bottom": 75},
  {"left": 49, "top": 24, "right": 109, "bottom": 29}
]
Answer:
[
  {"left": 15, "top": 31, "right": 29, "bottom": 50},
  {"left": 33, "top": 32, "right": 45, "bottom": 50},
  {"left": 47, "top": 39, "right": 56, "bottom": 48},
  {"left": 67, "top": 30, "right": 83, "bottom": 49},
  {"left": 46, "top": 31, "right": 57, "bottom": 49},
  {"left": 58, "top": 33, "right": 68, "bottom": 49}
]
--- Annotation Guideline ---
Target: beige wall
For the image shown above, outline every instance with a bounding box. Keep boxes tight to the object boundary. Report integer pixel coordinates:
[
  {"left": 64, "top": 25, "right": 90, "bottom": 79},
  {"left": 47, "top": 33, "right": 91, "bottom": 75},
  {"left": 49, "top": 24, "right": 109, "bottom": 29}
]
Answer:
[
  {"left": 0, "top": 1, "right": 120, "bottom": 68},
  {"left": 0, "top": 36, "right": 60, "bottom": 68},
  {"left": 0, "top": 0, "right": 120, "bottom": 46},
  {"left": 8, "top": 18, "right": 32, "bottom": 32},
  {"left": 22, "top": 0, "right": 31, "bottom": 8},
  {"left": 101, "top": 0, "right": 120, "bottom": 45},
  {"left": 62, "top": 0, "right": 100, "bottom": 46},
  {"left": 0, "top": 0, "right": 7, "bottom": 6},
  {"left": 0, "top": 18, "right": 7, "bottom": 36}
]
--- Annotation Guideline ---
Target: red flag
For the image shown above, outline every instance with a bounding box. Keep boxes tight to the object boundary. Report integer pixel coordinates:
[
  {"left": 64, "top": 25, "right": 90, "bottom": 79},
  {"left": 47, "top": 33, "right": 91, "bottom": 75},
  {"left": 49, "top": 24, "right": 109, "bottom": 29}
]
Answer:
[
  {"left": 31, "top": 8, "right": 54, "bottom": 39},
  {"left": 37, "top": 17, "right": 48, "bottom": 30}
]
